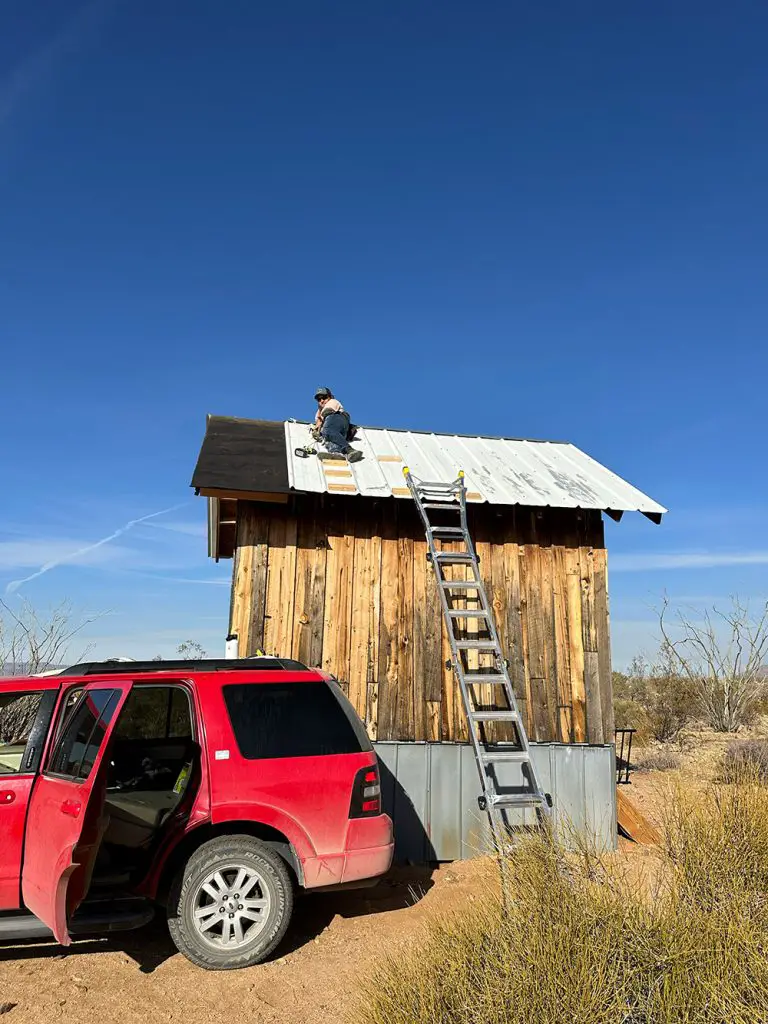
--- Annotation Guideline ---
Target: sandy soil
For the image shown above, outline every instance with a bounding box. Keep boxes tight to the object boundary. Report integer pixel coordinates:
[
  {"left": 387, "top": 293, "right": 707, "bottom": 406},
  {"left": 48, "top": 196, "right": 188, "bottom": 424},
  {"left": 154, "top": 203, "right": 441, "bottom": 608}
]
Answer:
[
  {"left": 0, "top": 860, "right": 495, "bottom": 1024},
  {"left": 3, "top": 729, "right": 757, "bottom": 1023}
]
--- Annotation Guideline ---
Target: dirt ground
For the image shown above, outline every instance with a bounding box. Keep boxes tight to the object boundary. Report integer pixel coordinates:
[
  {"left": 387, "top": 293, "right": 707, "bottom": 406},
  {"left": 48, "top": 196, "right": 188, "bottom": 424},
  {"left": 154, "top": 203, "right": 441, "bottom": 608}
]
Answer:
[
  {"left": 0, "top": 859, "right": 496, "bottom": 1024},
  {"left": 3, "top": 730, "right": 754, "bottom": 1024}
]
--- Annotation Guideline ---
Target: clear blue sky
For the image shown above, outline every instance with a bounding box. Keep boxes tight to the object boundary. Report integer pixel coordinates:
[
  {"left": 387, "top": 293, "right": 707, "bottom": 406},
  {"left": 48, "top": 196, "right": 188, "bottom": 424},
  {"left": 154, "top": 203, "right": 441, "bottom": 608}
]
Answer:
[{"left": 1, "top": 0, "right": 766, "bottom": 665}]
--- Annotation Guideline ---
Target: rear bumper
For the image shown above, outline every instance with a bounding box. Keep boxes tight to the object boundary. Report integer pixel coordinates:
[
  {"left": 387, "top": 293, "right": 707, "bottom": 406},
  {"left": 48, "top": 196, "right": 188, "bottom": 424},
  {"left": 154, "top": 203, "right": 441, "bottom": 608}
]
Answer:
[
  {"left": 341, "top": 841, "right": 394, "bottom": 884},
  {"left": 301, "top": 814, "right": 394, "bottom": 889},
  {"left": 342, "top": 813, "right": 394, "bottom": 884}
]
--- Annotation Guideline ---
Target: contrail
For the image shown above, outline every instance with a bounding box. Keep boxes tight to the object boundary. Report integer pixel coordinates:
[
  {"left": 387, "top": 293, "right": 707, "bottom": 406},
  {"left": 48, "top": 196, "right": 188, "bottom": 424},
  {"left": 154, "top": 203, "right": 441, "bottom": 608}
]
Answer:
[{"left": 5, "top": 502, "right": 189, "bottom": 595}]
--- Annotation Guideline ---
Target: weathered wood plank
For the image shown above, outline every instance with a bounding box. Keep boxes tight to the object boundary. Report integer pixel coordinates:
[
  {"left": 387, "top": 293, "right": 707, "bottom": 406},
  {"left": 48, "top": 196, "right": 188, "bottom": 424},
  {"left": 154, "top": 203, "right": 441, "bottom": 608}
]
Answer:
[
  {"left": 274, "top": 516, "right": 298, "bottom": 658},
  {"left": 307, "top": 520, "right": 328, "bottom": 669},
  {"left": 412, "top": 537, "right": 428, "bottom": 740},
  {"left": 395, "top": 532, "right": 415, "bottom": 740},
  {"left": 565, "top": 546, "right": 587, "bottom": 742},
  {"left": 292, "top": 516, "right": 315, "bottom": 662},
  {"left": 231, "top": 535, "right": 253, "bottom": 656},
  {"left": 322, "top": 512, "right": 354, "bottom": 685},
  {"left": 248, "top": 512, "right": 270, "bottom": 654},
  {"left": 552, "top": 545, "right": 574, "bottom": 742},
  {"left": 539, "top": 543, "right": 559, "bottom": 741},
  {"left": 263, "top": 515, "right": 288, "bottom": 656},
  {"left": 502, "top": 518, "right": 529, "bottom": 734},
  {"left": 520, "top": 541, "right": 549, "bottom": 742},
  {"left": 349, "top": 517, "right": 380, "bottom": 722},
  {"left": 377, "top": 511, "right": 400, "bottom": 740},
  {"left": 594, "top": 545, "right": 615, "bottom": 738},
  {"left": 580, "top": 545, "right": 604, "bottom": 744}
]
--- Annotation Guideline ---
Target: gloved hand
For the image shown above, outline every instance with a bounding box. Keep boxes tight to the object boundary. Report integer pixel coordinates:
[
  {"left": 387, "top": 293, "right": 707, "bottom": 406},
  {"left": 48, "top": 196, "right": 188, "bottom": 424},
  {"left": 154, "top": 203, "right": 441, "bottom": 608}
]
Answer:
[{"left": 311, "top": 426, "right": 321, "bottom": 441}]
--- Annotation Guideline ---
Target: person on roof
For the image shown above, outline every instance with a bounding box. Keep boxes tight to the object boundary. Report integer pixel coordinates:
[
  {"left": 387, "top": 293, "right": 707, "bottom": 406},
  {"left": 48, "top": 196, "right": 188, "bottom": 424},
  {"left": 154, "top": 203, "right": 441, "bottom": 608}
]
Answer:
[{"left": 313, "top": 387, "right": 363, "bottom": 463}]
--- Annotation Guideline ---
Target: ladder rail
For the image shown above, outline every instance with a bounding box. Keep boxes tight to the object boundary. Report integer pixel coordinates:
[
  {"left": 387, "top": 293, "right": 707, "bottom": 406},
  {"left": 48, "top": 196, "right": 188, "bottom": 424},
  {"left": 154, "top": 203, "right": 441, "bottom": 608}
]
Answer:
[{"left": 403, "top": 466, "right": 551, "bottom": 841}]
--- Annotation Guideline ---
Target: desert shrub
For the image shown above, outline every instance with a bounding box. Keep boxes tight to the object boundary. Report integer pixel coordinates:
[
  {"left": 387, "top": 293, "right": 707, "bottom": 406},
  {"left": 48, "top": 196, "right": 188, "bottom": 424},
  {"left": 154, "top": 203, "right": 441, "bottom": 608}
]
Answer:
[
  {"left": 660, "top": 598, "right": 768, "bottom": 733},
  {"left": 636, "top": 749, "right": 681, "bottom": 772},
  {"left": 613, "top": 655, "right": 695, "bottom": 742},
  {"left": 358, "top": 781, "right": 768, "bottom": 1024},
  {"left": 721, "top": 739, "right": 768, "bottom": 783}
]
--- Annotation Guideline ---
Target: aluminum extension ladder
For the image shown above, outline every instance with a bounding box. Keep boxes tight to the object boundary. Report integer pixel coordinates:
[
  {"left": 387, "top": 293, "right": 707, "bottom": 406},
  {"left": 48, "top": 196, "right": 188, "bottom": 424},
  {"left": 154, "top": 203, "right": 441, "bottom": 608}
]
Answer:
[{"left": 403, "top": 467, "right": 551, "bottom": 848}]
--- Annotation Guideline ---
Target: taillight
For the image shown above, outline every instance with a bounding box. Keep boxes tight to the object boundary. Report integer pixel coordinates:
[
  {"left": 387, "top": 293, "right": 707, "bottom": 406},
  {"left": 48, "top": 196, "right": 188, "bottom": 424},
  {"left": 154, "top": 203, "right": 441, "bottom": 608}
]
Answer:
[{"left": 349, "top": 764, "right": 381, "bottom": 818}]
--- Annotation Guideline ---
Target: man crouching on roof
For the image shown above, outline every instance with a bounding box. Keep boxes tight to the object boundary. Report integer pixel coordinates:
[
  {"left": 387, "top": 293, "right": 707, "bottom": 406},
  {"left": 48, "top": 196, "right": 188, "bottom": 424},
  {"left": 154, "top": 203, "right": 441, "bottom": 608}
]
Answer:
[{"left": 313, "top": 387, "right": 363, "bottom": 463}]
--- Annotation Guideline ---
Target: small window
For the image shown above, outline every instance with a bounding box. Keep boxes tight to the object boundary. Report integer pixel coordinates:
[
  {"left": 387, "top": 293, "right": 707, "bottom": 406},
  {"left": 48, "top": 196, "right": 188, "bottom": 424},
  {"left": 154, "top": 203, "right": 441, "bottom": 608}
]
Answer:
[
  {"left": 48, "top": 688, "right": 121, "bottom": 780},
  {"left": 223, "top": 682, "right": 366, "bottom": 759},
  {"left": 0, "top": 692, "right": 42, "bottom": 774},
  {"left": 112, "top": 685, "right": 192, "bottom": 741}
]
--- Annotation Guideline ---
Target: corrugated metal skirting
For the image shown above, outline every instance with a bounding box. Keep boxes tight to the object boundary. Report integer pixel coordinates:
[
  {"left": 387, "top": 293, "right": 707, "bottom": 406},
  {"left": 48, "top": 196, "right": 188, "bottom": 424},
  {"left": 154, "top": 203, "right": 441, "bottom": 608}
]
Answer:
[{"left": 372, "top": 741, "right": 617, "bottom": 861}]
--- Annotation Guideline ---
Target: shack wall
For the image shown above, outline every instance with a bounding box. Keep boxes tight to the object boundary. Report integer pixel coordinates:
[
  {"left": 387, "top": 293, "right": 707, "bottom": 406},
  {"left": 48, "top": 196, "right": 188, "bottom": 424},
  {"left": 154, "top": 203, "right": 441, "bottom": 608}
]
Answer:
[{"left": 229, "top": 496, "right": 614, "bottom": 745}]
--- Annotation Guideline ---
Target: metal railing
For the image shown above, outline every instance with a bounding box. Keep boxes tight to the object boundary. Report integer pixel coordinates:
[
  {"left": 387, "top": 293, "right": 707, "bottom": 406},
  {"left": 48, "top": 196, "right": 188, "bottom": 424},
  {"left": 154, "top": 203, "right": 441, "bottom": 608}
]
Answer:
[{"left": 615, "top": 728, "right": 635, "bottom": 785}]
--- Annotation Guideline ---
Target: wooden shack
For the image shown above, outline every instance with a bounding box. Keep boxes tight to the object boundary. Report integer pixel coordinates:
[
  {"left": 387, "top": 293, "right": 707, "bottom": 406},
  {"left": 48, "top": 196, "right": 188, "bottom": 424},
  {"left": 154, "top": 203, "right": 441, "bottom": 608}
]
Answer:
[{"left": 192, "top": 416, "right": 666, "bottom": 751}]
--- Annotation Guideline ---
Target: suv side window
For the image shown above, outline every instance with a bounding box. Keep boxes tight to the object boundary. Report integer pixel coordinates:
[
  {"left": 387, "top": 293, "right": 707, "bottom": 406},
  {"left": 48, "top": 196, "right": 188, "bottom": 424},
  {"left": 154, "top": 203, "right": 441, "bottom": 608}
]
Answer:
[
  {"left": 223, "top": 681, "right": 367, "bottom": 759},
  {"left": 47, "top": 689, "right": 121, "bottom": 781},
  {"left": 0, "top": 692, "right": 43, "bottom": 774}
]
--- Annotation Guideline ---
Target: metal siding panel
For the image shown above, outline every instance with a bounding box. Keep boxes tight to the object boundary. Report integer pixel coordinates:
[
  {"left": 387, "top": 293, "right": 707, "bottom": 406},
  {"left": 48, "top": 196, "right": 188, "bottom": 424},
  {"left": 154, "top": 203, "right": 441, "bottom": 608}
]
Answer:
[
  {"left": 552, "top": 745, "right": 588, "bottom": 843},
  {"left": 584, "top": 745, "right": 618, "bottom": 852},
  {"left": 392, "top": 743, "right": 430, "bottom": 862},
  {"left": 460, "top": 744, "right": 492, "bottom": 857},
  {"left": 529, "top": 745, "right": 554, "bottom": 829},
  {"left": 428, "top": 744, "right": 463, "bottom": 860},
  {"left": 375, "top": 741, "right": 616, "bottom": 861},
  {"left": 284, "top": 422, "right": 666, "bottom": 513},
  {"left": 375, "top": 741, "right": 399, "bottom": 821}
]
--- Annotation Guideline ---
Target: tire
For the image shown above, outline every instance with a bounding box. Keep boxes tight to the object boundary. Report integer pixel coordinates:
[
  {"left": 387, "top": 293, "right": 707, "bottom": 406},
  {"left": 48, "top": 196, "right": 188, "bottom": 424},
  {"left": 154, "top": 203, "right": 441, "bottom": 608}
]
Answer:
[{"left": 166, "top": 836, "right": 294, "bottom": 970}]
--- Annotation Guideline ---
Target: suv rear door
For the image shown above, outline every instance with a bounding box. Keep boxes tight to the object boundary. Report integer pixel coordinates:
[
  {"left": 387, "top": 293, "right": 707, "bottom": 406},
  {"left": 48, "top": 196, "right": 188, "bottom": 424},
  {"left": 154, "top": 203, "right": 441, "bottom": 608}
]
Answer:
[{"left": 21, "top": 681, "right": 132, "bottom": 944}]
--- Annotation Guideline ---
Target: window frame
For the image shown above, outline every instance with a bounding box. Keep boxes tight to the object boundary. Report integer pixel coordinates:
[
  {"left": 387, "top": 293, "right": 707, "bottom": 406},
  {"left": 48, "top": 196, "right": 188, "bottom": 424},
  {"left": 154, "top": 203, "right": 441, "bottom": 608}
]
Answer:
[
  {"left": 44, "top": 687, "right": 123, "bottom": 784},
  {"left": 0, "top": 689, "right": 56, "bottom": 778},
  {"left": 110, "top": 682, "right": 196, "bottom": 743}
]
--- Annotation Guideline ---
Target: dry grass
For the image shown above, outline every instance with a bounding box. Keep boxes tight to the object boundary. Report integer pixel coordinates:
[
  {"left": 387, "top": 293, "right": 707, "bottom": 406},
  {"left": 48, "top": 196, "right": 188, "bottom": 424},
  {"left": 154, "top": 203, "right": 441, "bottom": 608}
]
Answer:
[
  {"left": 635, "top": 748, "right": 681, "bottom": 772},
  {"left": 356, "top": 776, "right": 768, "bottom": 1024},
  {"left": 721, "top": 739, "right": 768, "bottom": 783}
]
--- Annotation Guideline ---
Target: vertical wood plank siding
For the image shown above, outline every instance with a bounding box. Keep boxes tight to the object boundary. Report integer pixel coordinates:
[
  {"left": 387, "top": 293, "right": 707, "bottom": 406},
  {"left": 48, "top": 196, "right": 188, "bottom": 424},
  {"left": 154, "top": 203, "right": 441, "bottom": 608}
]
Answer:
[{"left": 231, "top": 498, "right": 613, "bottom": 744}]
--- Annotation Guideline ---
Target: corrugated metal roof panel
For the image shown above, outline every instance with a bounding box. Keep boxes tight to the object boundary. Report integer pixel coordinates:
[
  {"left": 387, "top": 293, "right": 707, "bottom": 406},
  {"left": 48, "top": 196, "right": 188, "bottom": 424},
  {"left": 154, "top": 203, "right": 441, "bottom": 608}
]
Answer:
[{"left": 284, "top": 421, "right": 667, "bottom": 515}]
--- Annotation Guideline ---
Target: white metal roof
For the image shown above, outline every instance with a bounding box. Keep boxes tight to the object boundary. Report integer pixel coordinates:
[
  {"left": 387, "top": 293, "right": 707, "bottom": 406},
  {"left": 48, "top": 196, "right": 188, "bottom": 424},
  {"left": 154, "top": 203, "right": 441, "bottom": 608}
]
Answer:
[{"left": 284, "top": 422, "right": 667, "bottom": 516}]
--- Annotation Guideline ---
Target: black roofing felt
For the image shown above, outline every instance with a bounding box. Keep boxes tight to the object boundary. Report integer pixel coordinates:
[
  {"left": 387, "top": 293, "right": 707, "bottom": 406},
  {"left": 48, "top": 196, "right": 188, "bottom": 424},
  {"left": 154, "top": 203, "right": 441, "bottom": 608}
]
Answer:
[{"left": 191, "top": 416, "right": 290, "bottom": 494}]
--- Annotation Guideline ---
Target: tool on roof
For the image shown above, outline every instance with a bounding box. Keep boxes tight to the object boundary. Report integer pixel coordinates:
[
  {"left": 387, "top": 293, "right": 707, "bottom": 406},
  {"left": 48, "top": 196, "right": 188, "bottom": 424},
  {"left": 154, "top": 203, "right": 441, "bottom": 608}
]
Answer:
[{"left": 403, "top": 466, "right": 552, "bottom": 851}]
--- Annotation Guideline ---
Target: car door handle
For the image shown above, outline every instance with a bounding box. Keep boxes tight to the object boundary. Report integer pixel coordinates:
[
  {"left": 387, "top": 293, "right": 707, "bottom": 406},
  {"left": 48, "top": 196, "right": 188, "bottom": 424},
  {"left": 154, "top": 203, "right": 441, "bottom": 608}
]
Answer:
[
  {"left": 0, "top": 791, "right": 15, "bottom": 805},
  {"left": 60, "top": 799, "right": 82, "bottom": 817}
]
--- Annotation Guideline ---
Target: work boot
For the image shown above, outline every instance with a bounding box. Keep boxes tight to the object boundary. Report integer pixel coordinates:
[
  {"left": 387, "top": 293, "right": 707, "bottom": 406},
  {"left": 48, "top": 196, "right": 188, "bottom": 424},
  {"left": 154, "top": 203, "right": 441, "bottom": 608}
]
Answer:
[{"left": 346, "top": 447, "right": 363, "bottom": 463}]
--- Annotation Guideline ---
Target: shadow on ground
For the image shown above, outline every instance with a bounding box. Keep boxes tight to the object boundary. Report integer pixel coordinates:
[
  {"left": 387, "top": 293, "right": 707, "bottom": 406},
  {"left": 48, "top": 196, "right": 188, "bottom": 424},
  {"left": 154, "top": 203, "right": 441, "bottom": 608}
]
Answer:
[{"left": 0, "top": 867, "right": 436, "bottom": 974}]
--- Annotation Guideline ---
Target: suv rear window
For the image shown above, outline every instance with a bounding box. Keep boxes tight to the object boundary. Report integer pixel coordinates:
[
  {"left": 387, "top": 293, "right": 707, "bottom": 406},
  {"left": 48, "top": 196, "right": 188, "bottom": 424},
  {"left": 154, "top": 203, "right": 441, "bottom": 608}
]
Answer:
[{"left": 223, "top": 681, "right": 368, "bottom": 759}]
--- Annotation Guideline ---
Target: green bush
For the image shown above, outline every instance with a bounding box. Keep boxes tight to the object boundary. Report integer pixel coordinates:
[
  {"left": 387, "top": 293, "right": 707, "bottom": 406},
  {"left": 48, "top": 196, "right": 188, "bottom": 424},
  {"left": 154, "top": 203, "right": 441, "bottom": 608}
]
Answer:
[{"left": 358, "top": 780, "right": 768, "bottom": 1024}]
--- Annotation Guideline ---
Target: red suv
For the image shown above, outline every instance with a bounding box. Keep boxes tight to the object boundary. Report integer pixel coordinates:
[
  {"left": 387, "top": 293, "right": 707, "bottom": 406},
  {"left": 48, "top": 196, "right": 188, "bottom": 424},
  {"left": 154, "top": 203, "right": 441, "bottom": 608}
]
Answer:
[{"left": 0, "top": 659, "right": 393, "bottom": 970}]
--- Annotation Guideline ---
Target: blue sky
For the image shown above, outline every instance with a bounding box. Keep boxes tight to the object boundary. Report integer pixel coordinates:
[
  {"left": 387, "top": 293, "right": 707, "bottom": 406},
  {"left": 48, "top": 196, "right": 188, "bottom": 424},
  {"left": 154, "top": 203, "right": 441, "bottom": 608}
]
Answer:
[{"left": 1, "top": 0, "right": 766, "bottom": 666}]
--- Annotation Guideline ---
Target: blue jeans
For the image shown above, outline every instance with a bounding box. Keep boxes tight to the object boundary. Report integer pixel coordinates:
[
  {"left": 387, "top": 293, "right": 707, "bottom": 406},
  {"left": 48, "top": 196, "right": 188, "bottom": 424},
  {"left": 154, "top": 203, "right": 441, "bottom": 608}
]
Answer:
[{"left": 321, "top": 411, "right": 351, "bottom": 453}]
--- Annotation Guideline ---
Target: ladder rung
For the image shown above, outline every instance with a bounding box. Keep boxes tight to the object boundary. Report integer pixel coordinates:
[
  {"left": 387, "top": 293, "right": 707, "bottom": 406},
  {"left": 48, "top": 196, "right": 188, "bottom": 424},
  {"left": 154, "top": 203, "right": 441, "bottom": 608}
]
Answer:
[
  {"left": 423, "top": 502, "right": 461, "bottom": 510},
  {"left": 480, "top": 750, "right": 528, "bottom": 763},
  {"left": 434, "top": 551, "right": 473, "bottom": 563},
  {"left": 456, "top": 640, "right": 498, "bottom": 650},
  {"left": 440, "top": 580, "right": 481, "bottom": 590},
  {"left": 469, "top": 711, "right": 519, "bottom": 722},
  {"left": 449, "top": 609, "right": 489, "bottom": 618},
  {"left": 489, "top": 794, "right": 545, "bottom": 808},
  {"left": 463, "top": 673, "right": 507, "bottom": 683},
  {"left": 427, "top": 526, "right": 464, "bottom": 535}
]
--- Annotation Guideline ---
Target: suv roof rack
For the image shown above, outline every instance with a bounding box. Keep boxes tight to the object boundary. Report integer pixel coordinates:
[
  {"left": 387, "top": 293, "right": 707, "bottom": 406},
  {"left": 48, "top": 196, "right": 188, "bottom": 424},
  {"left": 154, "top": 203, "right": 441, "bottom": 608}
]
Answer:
[{"left": 58, "top": 657, "right": 310, "bottom": 676}]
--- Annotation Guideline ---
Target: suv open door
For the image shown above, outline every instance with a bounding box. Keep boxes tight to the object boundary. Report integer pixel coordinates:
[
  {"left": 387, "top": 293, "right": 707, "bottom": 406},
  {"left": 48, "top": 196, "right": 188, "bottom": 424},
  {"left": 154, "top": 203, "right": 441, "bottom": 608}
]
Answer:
[{"left": 21, "top": 682, "right": 132, "bottom": 944}]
